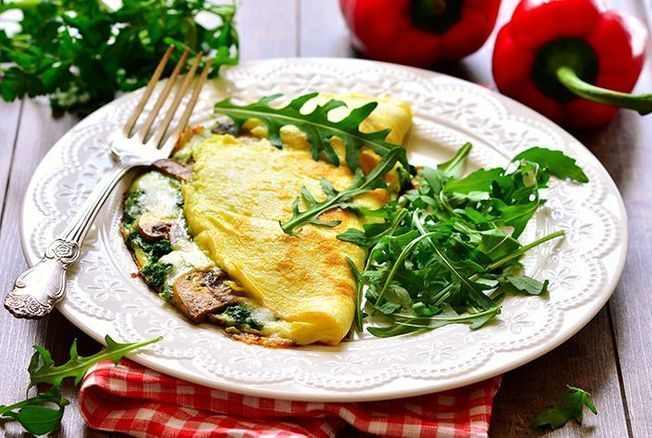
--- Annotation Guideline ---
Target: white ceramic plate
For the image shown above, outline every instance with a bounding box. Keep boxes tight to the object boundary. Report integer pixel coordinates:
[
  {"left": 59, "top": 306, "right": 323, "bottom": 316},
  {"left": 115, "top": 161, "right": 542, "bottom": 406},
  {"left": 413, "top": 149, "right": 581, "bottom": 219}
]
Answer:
[{"left": 20, "top": 58, "right": 627, "bottom": 402}]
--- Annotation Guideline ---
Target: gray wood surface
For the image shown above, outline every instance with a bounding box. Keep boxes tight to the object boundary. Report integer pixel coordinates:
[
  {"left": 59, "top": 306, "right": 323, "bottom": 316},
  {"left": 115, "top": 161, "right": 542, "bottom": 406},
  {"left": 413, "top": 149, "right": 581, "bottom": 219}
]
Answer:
[{"left": 0, "top": 1, "right": 650, "bottom": 437}]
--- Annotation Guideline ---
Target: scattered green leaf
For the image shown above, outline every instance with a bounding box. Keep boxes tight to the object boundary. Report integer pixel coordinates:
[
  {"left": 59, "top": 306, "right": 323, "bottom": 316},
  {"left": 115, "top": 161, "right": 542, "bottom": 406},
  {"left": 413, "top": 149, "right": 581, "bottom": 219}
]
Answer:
[
  {"left": 533, "top": 386, "right": 597, "bottom": 430},
  {"left": 1, "top": 335, "right": 160, "bottom": 435}
]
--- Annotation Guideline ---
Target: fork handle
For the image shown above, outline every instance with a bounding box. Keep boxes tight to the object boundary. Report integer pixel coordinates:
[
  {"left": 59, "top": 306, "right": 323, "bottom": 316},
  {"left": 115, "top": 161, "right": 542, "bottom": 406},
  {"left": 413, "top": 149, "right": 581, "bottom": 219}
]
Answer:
[{"left": 4, "top": 164, "right": 133, "bottom": 319}]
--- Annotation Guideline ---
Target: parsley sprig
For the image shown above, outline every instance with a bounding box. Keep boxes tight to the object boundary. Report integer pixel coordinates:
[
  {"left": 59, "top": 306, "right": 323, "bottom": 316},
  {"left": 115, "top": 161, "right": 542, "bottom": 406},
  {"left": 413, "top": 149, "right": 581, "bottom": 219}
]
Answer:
[
  {"left": 0, "top": 0, "right": 239, "bottom": 112},
  {"left": 0, "top": 335, "right": 160, "bottom": 435}
]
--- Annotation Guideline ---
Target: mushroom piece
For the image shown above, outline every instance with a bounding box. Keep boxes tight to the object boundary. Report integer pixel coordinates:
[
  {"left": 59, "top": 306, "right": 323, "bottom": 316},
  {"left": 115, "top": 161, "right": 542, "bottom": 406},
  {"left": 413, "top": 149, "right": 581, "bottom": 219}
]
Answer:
[
  {"left": 137, "top": 212, "right": 172, "bottom": 240},
  {"left": 172, "top": 269, "right": 235, "bottom": 323},
  {"left": 211, "top": 116, "right": 237, "bottom": 135},
  {"left": 152, "top": 159, "right": 193, "bottom": 181}
]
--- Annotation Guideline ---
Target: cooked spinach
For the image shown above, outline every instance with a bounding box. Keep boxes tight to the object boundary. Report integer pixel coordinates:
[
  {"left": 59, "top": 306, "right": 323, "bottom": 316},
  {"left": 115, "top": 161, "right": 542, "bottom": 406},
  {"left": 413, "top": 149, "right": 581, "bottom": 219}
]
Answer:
[
  {"left": 141, "top": 262, "right": 173, "bottom": 291},
  {"left": 123, "top": 189, "right": 144, "bottom": 225},
  {"left": 127, "top": 234, "right": 173, "bottom": 262},
  {"left": 223, "top": 305, "right": 263, "bottom": 331}
]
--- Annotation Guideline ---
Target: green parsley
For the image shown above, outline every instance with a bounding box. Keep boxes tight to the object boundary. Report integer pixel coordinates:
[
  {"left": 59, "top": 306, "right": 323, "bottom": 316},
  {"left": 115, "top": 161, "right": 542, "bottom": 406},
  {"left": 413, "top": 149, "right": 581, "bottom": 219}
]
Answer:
[{"left": 0, "top": 0, "right": 239, "bottom": 112}]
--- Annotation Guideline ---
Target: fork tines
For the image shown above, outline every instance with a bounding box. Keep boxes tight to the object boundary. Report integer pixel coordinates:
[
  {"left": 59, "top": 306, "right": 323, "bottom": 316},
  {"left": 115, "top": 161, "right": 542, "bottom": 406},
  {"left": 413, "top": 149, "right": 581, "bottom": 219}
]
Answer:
[{"left": 123, "top": 46, "right": 211, "bottom": 153}]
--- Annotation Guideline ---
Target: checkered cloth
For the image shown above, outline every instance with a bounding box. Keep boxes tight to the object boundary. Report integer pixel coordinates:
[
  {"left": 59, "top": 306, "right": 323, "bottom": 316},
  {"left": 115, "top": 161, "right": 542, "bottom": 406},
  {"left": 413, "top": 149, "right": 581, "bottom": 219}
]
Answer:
[{"left": 79, "top": 360, "right": 501, "bottom": 437}]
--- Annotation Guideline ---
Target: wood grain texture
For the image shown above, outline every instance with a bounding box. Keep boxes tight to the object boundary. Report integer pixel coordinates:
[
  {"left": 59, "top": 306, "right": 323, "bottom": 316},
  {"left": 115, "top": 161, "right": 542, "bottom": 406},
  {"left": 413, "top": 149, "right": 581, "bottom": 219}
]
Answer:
[
  {"left": 238, "top": 0, "right": 299, "bottom": 59},
  {"left": 0, "top": 101, "right": 22, "bottom": 207},
  {"left": 0, "top": 100, "right": 94, "bottom": 437},
  {"left": 299, "top": 0, "right": 352, "bottom": 57},
  {"left": 587, "top": 0, "right": 652, "bottom": 436},
  {"left": 0, "top": 0, "right": 649, "bottom": 436}
]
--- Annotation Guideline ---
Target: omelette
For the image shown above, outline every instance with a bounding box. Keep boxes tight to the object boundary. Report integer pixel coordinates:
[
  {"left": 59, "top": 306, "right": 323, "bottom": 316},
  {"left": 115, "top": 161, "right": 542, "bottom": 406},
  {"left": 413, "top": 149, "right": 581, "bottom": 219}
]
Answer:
[{"left": 122, "top": 93, "right": 412, "bottom": 346}]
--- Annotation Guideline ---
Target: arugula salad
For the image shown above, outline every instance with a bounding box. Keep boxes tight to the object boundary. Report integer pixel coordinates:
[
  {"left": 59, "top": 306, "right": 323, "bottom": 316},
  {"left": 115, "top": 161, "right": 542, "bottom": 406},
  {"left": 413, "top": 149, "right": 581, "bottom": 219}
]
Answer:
[{"left": 208, "top": 93, "right": 589, "bottom": 337}]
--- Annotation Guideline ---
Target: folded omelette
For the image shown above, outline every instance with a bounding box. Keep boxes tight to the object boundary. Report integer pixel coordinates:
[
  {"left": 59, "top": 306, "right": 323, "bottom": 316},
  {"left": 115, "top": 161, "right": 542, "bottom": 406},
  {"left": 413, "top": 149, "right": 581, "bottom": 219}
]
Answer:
[{"left": 123, "top": 93, "right": 412, "bottom": 346}]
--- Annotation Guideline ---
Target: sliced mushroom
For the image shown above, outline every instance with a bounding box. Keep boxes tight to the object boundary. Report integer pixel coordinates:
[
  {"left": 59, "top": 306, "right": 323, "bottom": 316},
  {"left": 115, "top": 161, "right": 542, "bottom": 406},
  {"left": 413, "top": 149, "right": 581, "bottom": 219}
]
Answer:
[
  {"left": 152, "top": 159, "right": 193, "bottom": 181},
  {"left": 137, "top": 212, "right": 172, "bottom": 240},
  {"left": 211, "top": 116, "right": 236, "bottom": 135},
  {"left": 172, "top": 270, "right": 235, "bottom": 323}
]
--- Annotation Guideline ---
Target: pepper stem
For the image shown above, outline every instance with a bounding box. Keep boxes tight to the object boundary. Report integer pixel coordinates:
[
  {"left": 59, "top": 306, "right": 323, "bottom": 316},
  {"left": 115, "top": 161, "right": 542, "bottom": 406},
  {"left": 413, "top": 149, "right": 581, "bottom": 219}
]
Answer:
[{"left": 556, "top": 66, "right": 652, "bottom": 115}]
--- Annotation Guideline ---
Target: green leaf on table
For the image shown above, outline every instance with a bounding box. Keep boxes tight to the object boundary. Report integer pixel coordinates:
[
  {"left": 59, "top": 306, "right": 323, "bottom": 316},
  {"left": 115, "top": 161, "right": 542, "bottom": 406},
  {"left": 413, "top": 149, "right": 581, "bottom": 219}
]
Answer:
[
  {"left": 533, "top": 386, "right": 597, "bottom": 430},
  {"left": 214, "top": 92, "right": 408, "bottom": 169},
  {"left": 2, "top": 335, "right": 161, "bottom": 436},
  {"left": 513, "top": 147, "right": 589, "bottom": 183},
  {"left": 0, "top": 390, "right": 68, "bottom": 436},
  {"left": 29, "top": 335, "right": 161, "bottom": 388}
]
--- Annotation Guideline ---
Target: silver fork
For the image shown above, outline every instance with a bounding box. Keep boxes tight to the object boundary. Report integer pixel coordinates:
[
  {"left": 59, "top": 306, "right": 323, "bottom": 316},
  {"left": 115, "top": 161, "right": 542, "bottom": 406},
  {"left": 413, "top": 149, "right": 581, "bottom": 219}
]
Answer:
[{"left": 4, "top": 46, "right": 211, "bottom": 319}]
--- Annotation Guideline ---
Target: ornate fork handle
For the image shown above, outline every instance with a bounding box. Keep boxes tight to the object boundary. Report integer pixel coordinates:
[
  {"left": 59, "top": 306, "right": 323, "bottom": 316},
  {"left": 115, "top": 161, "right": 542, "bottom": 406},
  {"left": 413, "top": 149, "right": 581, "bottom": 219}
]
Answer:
[{"left": 4, "top": 164, "right": 132, "bottom": 318}]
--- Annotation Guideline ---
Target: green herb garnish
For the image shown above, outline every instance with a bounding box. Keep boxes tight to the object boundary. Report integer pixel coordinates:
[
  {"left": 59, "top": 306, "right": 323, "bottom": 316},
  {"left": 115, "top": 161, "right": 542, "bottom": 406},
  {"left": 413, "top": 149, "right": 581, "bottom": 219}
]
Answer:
[
  {"left": 533, "top": 386, "right": 597, "bottom": 430},
  {"left": 214, "top": 92, "right": 408, "bottom": 169},
  {"left": 0, "top": 1, "right": 239, "bottom": 112},
  {"left": 1, "top": 335, "right": 160, "bottom": 435},
  {"left": 280, "top": 147, "right": 406, "bottom": 235},
  {"left": 339, "top": 144, "right": 587, "bottom": 337}
]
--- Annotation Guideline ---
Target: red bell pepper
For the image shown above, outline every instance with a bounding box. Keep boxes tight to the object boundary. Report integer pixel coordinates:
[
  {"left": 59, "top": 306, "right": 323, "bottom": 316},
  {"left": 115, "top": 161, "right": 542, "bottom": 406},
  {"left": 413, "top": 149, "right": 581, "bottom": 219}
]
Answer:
[
  {"left": 493, "top": 0, "right": 651, "bottom": 129},
  {"left": 339, "top": 0, "right": 501, "bottom": 68}
]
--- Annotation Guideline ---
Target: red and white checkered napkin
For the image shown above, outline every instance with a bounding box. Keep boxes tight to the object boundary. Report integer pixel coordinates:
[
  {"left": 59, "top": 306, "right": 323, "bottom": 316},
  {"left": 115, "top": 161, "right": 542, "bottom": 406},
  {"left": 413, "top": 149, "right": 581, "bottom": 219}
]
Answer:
[{"left": 79, "top": 360, "right": 501, "bottom": 437}]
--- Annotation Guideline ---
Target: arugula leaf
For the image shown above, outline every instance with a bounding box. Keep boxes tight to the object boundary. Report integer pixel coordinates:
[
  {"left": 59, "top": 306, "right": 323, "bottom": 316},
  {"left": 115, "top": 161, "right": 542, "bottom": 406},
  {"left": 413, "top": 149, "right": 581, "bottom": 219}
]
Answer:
[
  {"left": 346, "top": 256, "right": 365, "bottom": 332},
  {"left": 0, "top": 1, "right": 239, "bottom": 112},
  {"left": 477, "top": 229, "right": 521, "bottom": 262},
  {"left": 1, "top": 335, "right": 160, "bottom": 436},
  {"left": 280, "top": 147, "right": 405, "bottom": 235},
  {"left": 498, "top": 200, "right": 541, "bottom": 238},
  {"left": 438, "top": 142, "right": 472, "bottom": 178},
  {"left": 413, "top": 212, "right": 496, "bottom": 311},
  {"left": 0, "top": 390, "right": 68, "bottom": 436},
  {"left": 503, "top": 275, "right": 549, "bottom": 296},
  {"left": 513, "top": 147, "right": 589, "bottom": 183},
  {"left": 337, "top": 207, "right": 408, "bottom": 246},
  {"left": 533, "top": 386, "right": 597, "bottom": 430},
  {"left": 343, "top": 141, "right": 584, "bottom": 338},
  {"left": 214, "top": 93, "right": 408, "bottom": 169},
  {"left": 369, "top": 305, "right": 501, "bottom": 337},
  {"left": 29, "top": 335, "right": 161, "bottom": 388},
  {"left": 444, "top": 168, "right": 508, "bottom": 194}
]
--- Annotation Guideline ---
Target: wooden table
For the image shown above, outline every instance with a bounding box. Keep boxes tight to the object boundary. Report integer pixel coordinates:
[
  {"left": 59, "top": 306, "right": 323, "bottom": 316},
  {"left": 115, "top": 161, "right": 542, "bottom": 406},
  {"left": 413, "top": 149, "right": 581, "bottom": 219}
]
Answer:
[{"left": 1, "top": 1, "right": 650, "bottom": 436}]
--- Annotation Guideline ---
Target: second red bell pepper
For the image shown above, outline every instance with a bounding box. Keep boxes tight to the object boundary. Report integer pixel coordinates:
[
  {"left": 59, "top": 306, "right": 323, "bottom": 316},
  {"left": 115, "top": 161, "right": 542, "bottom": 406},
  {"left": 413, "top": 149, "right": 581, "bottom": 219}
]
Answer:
[
  {"left": 340, "top": 0, "right": 501, "bottom": 68},
  {"left": 493, "top": 0, "right": 651, "bottom": 129}
]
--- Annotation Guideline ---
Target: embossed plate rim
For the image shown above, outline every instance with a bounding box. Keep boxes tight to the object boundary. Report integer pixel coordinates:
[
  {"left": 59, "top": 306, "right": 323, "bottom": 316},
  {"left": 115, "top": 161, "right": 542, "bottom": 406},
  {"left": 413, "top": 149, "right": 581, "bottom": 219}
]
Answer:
[{"left": 19, "top": 58, "right": 628, "bottom": 401}]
